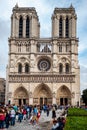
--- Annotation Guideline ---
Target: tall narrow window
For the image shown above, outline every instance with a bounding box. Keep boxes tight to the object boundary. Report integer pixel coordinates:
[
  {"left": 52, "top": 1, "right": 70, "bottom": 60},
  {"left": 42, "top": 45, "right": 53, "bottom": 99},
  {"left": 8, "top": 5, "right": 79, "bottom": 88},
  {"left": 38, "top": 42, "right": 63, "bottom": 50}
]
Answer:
[
  {"left": 19, "top": 16, "right": 23, "bottom": 38},
  {"left": 18, "top": 44, "right": 21, "bottom": 52},
  {"left": 26, "top": 44, "right": 30, "bottom": 52},
  {"left": 59, "top": 63, "right": 63, "bottom": 73},
  {"left": 26, "top": 16, "right": 30, "bottom": 38},
  {"left": 59, "top": 17, "right": 62, "bottom": 37},
  {"left": 59, "top": 44, "right": 62, "bottom": 52},
  {"left": 66, "top": 17, "right": 69, "bottom": 38},
  {"left": 66, "top": 63, "right": 69, "bottom": 73},
  {"left": 25, "top": 63, "right": 29, "bottom": 73},
  {"left": 18, "top": 63, "right": 22, "bottom": 73}
]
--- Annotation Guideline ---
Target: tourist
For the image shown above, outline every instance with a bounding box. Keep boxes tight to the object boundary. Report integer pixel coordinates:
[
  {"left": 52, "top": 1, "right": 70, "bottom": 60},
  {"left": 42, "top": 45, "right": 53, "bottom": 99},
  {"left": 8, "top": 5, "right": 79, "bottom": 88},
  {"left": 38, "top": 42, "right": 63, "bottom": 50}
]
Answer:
[
  {"left": 37, "top": 110, "right": 41, "bottom": 123},
  {"left": 0, "top": 108, "right": 5, "bottom": 129},
  {"left": 46, "top": 105, "right": 50, "bottom": 116},
  {"left": 10, "top": 107, "right": 16, "bottom": 126},
  {"left": 18, "top": 108, "right": 23, "bottom": 122},
  {"left": 52, "top": 107, "right": 56, "bottom": 120},
  {"left": 23, "top": 108, "right": 27, "bottom": 120},
  {"left": 51, "top": 119, "right": 59, "bottom": 130},
  {"left": 5, "top": 109, "right": 10, "bottom": 129}
]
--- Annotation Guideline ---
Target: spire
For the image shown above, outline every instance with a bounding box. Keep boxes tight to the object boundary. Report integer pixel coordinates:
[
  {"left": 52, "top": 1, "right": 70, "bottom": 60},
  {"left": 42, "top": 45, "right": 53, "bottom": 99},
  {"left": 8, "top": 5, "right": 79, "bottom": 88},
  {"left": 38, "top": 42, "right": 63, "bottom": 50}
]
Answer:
[
  {"left": 15, "top": 3, "right": 18, "bottom": 8},
  {"left": 70, "top": 3, "right": 74, "bottom": 9}
]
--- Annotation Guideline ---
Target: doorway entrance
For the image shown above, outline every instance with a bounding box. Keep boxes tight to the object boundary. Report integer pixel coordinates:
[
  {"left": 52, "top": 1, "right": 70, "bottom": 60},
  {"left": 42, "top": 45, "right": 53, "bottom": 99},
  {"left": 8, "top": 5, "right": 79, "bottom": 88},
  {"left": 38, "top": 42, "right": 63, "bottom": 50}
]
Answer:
[
  {"left": 14, "top": 87, "right": 28, "bottom": 106},
  {"left": 60, "top": 98, "right": 68, "bottom": 105},
  {"left": 40, "top": 97, "right": 47, "bottom": 105},
  {"left": 18, "top": 99, "right": 26, "bottom": 106},
  {"left": 33, "top": 83, "right": 52, "bottom": 105},
  {"left": 57, "top": 85, "right": 71, "bottom": 105}
]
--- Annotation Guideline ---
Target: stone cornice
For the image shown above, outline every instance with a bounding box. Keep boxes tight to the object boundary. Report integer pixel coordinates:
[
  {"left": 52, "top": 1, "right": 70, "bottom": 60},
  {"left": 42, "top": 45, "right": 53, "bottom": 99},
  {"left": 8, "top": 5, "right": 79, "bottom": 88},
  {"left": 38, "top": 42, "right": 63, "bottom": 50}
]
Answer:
[{"left": 9, "top": 73, "right": 75, "bottom": 83}]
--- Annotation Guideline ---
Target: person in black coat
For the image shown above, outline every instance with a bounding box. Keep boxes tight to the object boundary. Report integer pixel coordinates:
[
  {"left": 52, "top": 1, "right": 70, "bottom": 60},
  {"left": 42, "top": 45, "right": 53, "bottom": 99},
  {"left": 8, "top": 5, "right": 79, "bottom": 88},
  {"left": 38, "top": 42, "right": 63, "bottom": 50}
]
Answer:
[
  {"left": 5, "top": 110, "right": 10, "bottom": 129},
  {"left": 52, "top": 107, "right": 56, "bottom": 120}
]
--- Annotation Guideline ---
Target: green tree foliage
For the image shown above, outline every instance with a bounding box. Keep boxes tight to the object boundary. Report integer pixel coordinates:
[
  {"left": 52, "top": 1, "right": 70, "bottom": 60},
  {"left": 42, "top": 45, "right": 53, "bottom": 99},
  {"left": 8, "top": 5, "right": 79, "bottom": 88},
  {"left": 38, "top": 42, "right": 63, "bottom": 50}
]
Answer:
[{"left": 82, "top": 89, "right": 87, "bottom": 105}]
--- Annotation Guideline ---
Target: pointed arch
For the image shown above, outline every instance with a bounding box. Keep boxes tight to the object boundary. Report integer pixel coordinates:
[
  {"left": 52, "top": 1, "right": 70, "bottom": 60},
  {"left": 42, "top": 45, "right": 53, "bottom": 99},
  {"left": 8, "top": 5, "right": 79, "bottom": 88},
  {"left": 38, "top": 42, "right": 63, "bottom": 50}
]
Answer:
[
  {"left": 14, "top": 86, "right": 29, "bottom": 105},
  {"left": 18, "top": 63, "right": 22, "bottom": 73},
  {"left": 33, "top": 83, "right": 52, "bottom": 97},
  {"left": 57, "top": 85, "right": 71, "bottom": 105},
  {"left": 33, "top": 83, "right": 52, "bottom": 105},
  {"left": 14, "top": 86, "right": 28, "bottom": 97}
]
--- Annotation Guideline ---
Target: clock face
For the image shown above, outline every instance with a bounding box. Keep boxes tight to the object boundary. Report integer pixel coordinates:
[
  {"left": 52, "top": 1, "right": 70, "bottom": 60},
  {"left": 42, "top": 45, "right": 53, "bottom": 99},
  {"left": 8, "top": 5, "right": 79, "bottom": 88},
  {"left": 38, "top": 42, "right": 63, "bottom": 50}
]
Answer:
[{"left": 38, "top": 59, "right": 51, "bottom": 71}]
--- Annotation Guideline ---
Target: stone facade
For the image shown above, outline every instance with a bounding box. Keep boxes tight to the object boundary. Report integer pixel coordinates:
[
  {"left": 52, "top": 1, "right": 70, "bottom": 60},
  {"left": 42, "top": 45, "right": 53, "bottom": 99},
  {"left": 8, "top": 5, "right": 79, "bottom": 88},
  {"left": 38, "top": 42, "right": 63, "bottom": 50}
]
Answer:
[
  {"left": 6, "top": 4, "right": 80, "bottom": 106},
  {"left": 0, "top": 78, "right": 6, "bottom": 104}
]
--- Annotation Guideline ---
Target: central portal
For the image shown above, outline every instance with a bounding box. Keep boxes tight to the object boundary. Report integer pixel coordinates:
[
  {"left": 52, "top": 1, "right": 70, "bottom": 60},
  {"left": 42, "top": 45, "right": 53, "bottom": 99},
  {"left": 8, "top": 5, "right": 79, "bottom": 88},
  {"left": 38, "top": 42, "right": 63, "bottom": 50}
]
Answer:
[{"left": 33, "top": 83, "right": 52, "bottom": 105}]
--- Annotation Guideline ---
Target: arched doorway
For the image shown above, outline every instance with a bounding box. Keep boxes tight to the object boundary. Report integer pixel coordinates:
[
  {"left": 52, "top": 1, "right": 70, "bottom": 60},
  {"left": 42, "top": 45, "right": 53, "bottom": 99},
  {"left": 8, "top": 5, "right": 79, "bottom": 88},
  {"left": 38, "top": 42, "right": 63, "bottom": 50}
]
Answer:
[
  {"left": 57, "top": 85, "right": 71, "bottom": 105},
  {"left": 33, "top": 83, "right": 52, "bottom": 105},
  {"left": 14, "top": 87, "right": 29, "bottom": 106}
]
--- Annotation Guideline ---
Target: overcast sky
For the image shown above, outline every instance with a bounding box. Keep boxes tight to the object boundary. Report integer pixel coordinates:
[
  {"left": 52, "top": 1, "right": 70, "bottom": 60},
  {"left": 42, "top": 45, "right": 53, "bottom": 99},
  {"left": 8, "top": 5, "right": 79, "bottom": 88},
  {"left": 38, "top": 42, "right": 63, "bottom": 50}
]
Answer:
[{"left": 0, "top": 0, "right": 87, "bottom": 94}]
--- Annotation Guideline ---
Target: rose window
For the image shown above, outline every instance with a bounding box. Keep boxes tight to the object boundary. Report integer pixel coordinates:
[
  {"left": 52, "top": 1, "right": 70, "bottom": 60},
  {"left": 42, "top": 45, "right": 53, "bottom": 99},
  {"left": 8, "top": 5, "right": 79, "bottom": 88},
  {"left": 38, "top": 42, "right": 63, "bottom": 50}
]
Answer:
[{"left": 38, "top": 59, "right": 51, "bottom": 71}]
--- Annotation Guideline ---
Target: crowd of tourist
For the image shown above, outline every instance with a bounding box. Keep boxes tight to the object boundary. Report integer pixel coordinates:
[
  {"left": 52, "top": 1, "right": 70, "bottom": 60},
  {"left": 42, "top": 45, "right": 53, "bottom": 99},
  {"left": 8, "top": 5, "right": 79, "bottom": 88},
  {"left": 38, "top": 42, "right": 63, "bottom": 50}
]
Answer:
[
  {"left": 51, "top": 106, "right": 67, "bottom": 130},
  {"left": 0, "top": 104, "right": 67, "bottom": 130}
]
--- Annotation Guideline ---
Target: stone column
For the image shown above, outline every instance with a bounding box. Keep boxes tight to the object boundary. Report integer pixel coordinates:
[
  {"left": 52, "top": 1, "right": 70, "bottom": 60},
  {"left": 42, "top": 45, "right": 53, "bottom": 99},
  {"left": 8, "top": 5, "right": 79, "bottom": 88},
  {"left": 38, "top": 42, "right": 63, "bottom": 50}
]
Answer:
[
  {"left": 12, "top": 15, "right": 16, "bottom": 37},
  {"left": 57, "top": 15, "right": 59, "bottom": 37},
  {"left": 53, "top": 40, "right": 57, "bottom": 53},
  {"left": 16, "top": 18, "right": 19, "bottom": 38},
  {"left": 74, "top": 15, "right": 77, "bottom": 37},
  {"left": 52, "top": 15, "right": 55, "bottom": 37},
  {"left": 23, "top": 15, "right": 26, "bottom": 38},
  {"left": 53, "top": 40, "right": 58, "bottom": 72},
  {"left": 52, "top": 92, "right": 56, "bottom": 104},
  {"left": 69, "top": 16, "right": 71, "bottom": 38},
  {"left": 29, "top": 92, "right": 33, "bottom": 105},
  {"left": 30, "top": 40, "right": 36, "bottom": 72},
  {"left": 52, "top": 15, "right": 59, "bottom": 37},
  {"left": 62, "top": 16, "right": 66, "bottom": 38},
  {"left": 15, "top": 14, "right": 19, "bottom": 37},
  {"left": 11, "top": 15, "right": 13, "bottom": 37},
  {"left": 71, "top": 15, "right": 77, "bottom": 37},
  {"left": 31, "top": 15, "right": 38, "bottom": 37},
  {"left": 63, "top": 64, "right": 65, "bottom": 73}
]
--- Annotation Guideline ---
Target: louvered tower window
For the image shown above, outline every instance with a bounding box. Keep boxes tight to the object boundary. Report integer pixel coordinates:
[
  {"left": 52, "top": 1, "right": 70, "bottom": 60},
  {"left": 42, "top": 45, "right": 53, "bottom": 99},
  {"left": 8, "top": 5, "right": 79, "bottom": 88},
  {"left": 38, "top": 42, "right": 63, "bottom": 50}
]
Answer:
[
  {"left": 59, "top": 17, "right": 62, "bottom": 37},
  {"left": 66, "top": 17, "right": 69, "bottom": 38},
  {"left": 26, "top": 16, "right": 30, "bottom": 38},
  {"left": 19, "top": 16, "right": 23, "bottom": 38}
]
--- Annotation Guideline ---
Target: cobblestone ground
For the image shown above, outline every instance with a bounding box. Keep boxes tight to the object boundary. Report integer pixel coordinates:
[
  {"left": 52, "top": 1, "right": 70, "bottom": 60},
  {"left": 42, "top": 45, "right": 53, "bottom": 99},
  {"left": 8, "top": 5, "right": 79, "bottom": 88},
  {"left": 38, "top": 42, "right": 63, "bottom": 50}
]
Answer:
[{"left": 8, "top": 109, "right": 64, "bottom": 130}]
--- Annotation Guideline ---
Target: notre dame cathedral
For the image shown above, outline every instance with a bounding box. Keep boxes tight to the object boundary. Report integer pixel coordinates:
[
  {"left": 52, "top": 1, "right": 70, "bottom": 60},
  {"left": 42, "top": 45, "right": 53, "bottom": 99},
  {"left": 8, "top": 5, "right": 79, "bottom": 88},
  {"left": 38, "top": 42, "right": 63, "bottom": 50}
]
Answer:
[{"left": 5, "top": 4, "right": 80, "bottom": 106}]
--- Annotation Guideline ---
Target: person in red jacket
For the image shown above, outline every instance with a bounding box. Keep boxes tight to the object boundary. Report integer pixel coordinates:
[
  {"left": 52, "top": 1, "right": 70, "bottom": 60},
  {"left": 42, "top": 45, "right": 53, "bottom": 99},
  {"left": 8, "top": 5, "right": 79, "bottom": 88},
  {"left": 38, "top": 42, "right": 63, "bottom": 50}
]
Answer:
[
  {"left": 23, "top": 109, "right": 27, "bottom": 120},
  {"left": 0, "top": 109, "right": 5, "bottom": 129},
  {"left": 37, "top": 110, "right": 41, "bottom": 123}
]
